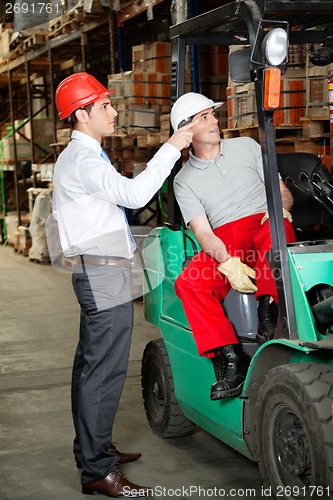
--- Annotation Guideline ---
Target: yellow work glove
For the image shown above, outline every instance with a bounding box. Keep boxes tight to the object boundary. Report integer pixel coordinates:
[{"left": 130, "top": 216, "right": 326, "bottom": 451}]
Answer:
[
  {"left": 218, "top": 257, "right": 257, "bottom": 294},
  {"left": 261, "top": 208, "right": 293, "bottom": 225}
]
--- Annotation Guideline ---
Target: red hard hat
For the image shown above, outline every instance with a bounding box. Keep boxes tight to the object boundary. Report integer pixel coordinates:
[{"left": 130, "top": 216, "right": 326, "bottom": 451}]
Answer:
[{"left": 55, "top": 72, "right": 114, "bottom": 120}]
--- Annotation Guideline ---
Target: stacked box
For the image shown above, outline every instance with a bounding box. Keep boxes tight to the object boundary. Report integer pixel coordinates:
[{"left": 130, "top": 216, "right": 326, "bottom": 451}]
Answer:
[
  {"left": 0, "top": 27, "right": 12, "bottom": 59},
  {"left": 274, "top": 68, "right": 306, "bottom": 125},
  {"left": 132, "top": 42, "right": 171, "bottom": 73},
  {"left": 147, "top": 73, "right": 170, "bottom": 104},
  {"left": 132, "top": 45, "right": 145, "bottom": 72},
  {"left": 40, "top": 163, "right": 55, "bottom": 182},
  {"left": 1, "top": 137, "right": 31, "bottom": 160},
  {"left": 160, "top": 114, "right": 170, "bottom": 135},
  {"left": 131, "top": 72, "right": 146, "bottom": 104},
  {"left": 305, "top": 52, "right": 333, "bottom": 117},
  {"left": 288, "top": 44, "right": 306, "bottom": 67},
  {"left": 108, "top": 71, "right": 133, "bottom": 99},
  {"left": 115, "top": 103, "right": 161, "bottom": 135},
  {"left": 56, "top": 127, "right": 71, "bottom": 144},
  {"left": 227, "top": 71, "right": 305, "bottom": 128},
  {"left": 146, "top": 42, "right": 171, "bottom": 73},
  {"left": 129, "top": 42, "right": 171, "bottom": 106},
  {"left": 226, "top": 83, "right": 257, "bottom": 129},
  {"left": 131, "top": 72, "right": 170, "bottom": 105},
  {"left": 5, "top": 212, "right": 30, "bottom": 247}
]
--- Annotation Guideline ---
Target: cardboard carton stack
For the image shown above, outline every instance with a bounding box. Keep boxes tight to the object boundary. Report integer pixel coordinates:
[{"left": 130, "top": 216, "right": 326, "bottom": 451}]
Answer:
[
  {"left": 305, "top": 45, "right": 333, "bottom": 118},
  {"left": 226, "top": 46, "right": 306, "bottom": 131},
  {"left": 0, "top": 25, "right": 12, "bottom": 62},
  {"left": 107, "top": 41, "right": 172, "bottom": 176}
]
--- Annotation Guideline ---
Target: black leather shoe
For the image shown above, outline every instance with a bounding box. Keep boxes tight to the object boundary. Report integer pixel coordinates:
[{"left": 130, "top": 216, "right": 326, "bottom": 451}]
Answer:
[
  {"left": 76, "top": 443, "right": 141, "bottom": 469},
  {"left": 82, "top": 468, "right": 152, "bottom": 497},
  {"left": 257, "top": 295, "right": 278, "bottom": 345},
  {"left": 210, "top": 344, "right": 251, "bottom": 400}
]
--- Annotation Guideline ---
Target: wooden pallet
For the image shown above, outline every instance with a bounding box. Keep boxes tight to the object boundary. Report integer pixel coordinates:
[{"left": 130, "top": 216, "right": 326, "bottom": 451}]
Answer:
[
  {"left": 137, "top": 133, "right": 166, "bottom": 148},
  {"left": 22, "top": 31, "right": 48, "bottom": 52},
  {"left": 47, "top": 14, "right": 79, "bottom": 41},
  {"left": 0, "top": 57, "right": 9, "bottom": 70},
  {"left": 222, "top": 125, "right": 259, "bottom": 140}
]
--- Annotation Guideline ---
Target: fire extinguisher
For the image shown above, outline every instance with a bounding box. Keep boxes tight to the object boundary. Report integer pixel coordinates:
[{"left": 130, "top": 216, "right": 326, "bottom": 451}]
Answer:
[{"left": 329, "top": 71, "right": 333, "bottom": 134}]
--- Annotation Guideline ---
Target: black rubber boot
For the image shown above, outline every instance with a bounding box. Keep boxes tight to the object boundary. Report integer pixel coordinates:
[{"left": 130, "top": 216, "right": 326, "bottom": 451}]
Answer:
[
  {"left": 256, "top": 295, "right": 278, "bottom": 345},
  {"left": 210, "top": 344, "right": 251, "bottom": 400},
  {"left": 211, "top": 348, "right": 227, "bottom": 381}
]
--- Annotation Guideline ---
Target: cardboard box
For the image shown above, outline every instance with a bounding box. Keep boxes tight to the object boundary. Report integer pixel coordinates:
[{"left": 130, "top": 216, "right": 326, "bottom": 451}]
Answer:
[
  {"left": 132, "top": 72, "right": 147, "bottom": 104},
  {"left": 1, "top": 137, "right": 31, "bottom": 160},
  {"left": 108, "top": 71, "right": 133, "bottom": 99},
  {"left": 226, "top": 83, "right": 257, "bottom": 129},
  {"left": 132, "top": 42, "right": 171, "bottom": 73},
  {"left": 0, "top": 27, "right": 12, "bottom": 58},
  {"left": 40, "top": 163, "right": 54, "bottom": 182},
  {"left": 147, "top": 73, "right": 170, "bottom": 104},
  {"left": 131, "top": 72, "right": 170, "bottom": 105},
  {"left": 56, "top": 127, "right": 71, "bottom": 144},
  {"left": 274, "top": 68, "right": 306, "bottom": 125},
  {"left": 115, "top": 103, "right": 160, "bottom": 134},
  {"left": 301, "top": 117, "right": 326, "bottom": 138},
  {"left": 305, "top": 76, "right": 330, "bottom": 117},
  {"left": 127, "top": 104, "right": 160, "bottom": 133},
  {"left": 5, "top": 212, "right": 29, "bottom": 246},
  {"left": 146, "top": 42, "right": 171, "bottom": 73},
  {"left": 288, "top": 44, "right": 306, "bottom": 67},
  {"left": 294, "top": 139, "right": 320, "bottom": 154},
  {"left": 132, "top": 45, "right": 145, "bottom": 72},
  {"left": 160, "top": 114, "right": 170, "bottom": 134}
]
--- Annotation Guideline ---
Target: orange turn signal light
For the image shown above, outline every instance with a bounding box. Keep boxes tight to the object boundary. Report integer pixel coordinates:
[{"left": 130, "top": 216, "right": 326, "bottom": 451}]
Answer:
[{"left": 263, "top": 67, "right": 281, "bottom": 110}]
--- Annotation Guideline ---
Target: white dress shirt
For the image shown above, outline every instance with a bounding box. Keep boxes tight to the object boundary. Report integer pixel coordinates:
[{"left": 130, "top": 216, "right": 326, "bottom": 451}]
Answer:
[{"left": 52, "top": 130, "right": 180, "bottom": 258}]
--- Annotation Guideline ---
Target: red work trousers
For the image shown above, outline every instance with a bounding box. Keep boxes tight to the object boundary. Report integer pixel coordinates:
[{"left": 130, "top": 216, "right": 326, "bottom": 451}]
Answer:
[{"left": 174, "top": 213, "right": 296, "bottom": 357}]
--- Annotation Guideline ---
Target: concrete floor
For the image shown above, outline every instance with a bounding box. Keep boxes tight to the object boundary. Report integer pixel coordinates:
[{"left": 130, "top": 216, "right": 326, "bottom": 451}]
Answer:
[{"left": 0, "top": 243, "right": 266, "bottom": 500}]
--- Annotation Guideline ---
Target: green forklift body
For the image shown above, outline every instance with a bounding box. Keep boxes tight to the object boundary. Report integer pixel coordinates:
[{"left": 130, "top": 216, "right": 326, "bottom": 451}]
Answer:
[
  {"left": 141, "top": 1, "right": 333, "bottom": 489},
  {"left": 144, "top": 226, "right": 333, "bottom": 458}
]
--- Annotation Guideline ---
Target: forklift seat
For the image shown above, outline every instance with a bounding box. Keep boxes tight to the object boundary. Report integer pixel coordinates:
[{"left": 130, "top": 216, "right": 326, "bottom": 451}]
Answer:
[{"left": 277, "top": 152, "right": 333, "bottom": 240}]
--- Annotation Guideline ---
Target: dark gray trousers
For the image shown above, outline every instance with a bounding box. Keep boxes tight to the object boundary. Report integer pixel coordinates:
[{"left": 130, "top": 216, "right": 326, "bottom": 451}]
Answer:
[{"left": 71, "top": 264, "right": 133, "bottom": 484}]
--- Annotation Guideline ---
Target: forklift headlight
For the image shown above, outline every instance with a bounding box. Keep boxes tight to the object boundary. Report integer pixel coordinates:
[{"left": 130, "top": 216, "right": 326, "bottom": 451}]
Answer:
[{"left": 264, "top": 28, "right": 288, "bottom": 66}]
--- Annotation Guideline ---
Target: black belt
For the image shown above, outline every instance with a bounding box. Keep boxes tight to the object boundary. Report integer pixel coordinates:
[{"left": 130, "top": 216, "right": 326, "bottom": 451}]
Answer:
[{"left": 78, "top": 255, "right": 133, "bottom": 268}]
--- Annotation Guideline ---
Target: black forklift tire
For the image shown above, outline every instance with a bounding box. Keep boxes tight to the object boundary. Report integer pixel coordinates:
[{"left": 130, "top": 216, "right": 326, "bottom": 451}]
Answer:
[
  {"left": 141, "top": 338, "right": 196, "bottom": 438},
  {"left": 257, "top": 363, "right": 333, "bottom": 500}
]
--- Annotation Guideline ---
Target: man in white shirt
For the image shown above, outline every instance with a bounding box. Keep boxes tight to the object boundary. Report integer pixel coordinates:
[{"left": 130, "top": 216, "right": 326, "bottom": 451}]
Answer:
[{"left": 52, "top": 72, "right": 194, "bottom": 497}]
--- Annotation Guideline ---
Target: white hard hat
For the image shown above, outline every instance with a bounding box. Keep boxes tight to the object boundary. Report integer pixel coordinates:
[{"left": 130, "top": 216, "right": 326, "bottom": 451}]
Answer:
[{"left": 170, "top": 92, "right": 223, "bottom": 131}]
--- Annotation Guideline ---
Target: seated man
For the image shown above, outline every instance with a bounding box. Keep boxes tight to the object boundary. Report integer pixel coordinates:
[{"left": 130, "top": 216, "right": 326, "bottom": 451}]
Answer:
[{"left": 171, "top": 92, "right": 296, "bottom": 401}]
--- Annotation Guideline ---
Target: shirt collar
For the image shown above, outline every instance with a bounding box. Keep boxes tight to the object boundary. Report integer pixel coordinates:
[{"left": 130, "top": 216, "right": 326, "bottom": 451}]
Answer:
[
  {"left": 71, "top": 129, "right": 102, "bottom": 155},
  {"left": 187, "top": 141, "right": 223, "bottom": 170}
]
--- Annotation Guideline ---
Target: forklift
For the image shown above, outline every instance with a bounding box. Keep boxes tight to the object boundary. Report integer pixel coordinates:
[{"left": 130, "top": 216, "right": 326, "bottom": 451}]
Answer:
[{"left": 140, "top": 1, "right": 333, "bottom": 498}]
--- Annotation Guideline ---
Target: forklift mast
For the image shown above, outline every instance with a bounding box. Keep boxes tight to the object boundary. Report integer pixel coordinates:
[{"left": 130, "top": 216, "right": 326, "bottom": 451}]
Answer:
[{"left": 167, "top": 0, "right": 333, "bottom": 341}]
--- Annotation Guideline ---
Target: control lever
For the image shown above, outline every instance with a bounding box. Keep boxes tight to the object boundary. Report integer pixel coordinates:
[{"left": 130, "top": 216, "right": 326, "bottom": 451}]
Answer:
[
  {"left": 301, "top": 172, "right": 333, "bottom": 207},
  {"left": 312, "top": 171, "right": 333, "bottom": 191},
  {"left": 285, "top": 175, "right": 333, "bottom": 217}
]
